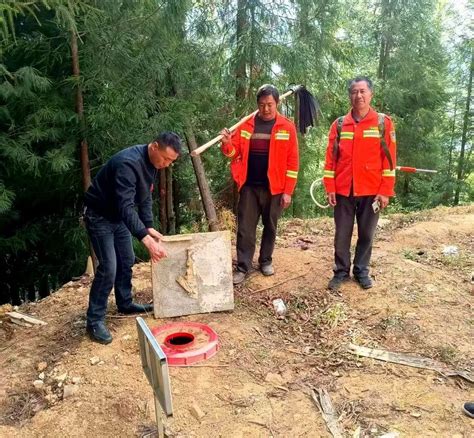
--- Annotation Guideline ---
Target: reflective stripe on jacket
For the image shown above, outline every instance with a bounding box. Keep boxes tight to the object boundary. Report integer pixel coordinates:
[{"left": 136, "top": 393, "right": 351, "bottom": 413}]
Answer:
[
  {"left": 221, "top": 113, "right": 299, "bottom": 195},
  {"left": 323, "top": 108, "right": 397, "bottom": 197}
]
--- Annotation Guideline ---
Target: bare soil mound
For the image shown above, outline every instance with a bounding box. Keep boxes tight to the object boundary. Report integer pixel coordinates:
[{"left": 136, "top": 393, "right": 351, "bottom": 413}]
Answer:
[{"left": 1, "top": 206, "right": 473, "bottom": 437}]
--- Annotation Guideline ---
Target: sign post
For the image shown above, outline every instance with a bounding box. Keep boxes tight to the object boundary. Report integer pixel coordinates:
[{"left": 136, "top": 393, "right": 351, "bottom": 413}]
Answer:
[{"left": 136, "top": 317, "right": 173, "bottom": 437}]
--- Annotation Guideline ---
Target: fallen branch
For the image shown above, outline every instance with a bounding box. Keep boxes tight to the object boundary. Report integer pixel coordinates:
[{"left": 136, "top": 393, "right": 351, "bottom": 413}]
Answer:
[
  {"left": 247, "top": 419, "right": 275, "bottom": 436},
  {"left": 248, "top": 271, "right": 310, "bottom": 294},
  {"left": 311, "top": 387, "right": 344, "bottom": 438},
  {"left": 347, "top": 343, "right": 473, "bottom": 383},
  {"left": 402, "top": 258, "right": 436, "bottom": 273},
  {"left": 6, "top": 312, "right": 47, "bottom": 326}
]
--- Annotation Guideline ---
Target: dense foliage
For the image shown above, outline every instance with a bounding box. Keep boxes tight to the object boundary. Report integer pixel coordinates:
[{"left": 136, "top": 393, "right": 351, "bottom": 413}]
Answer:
[{"left": 0, "top": 0, "right": 472, "bottom": 304}]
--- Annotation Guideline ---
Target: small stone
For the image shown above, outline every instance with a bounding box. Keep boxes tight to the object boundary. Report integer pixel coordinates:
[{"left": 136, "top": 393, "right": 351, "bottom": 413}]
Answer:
[
  {"left": 90, "top": 356, "right": 100, "bottom": 366},
  {"left": 122, "top": 334, "right": 132, "bottom": 341},
  {"left": 58, "top": 382, "right": 63, "bottom": 388},
  {"left": 56, "top": 373, "right": 68, "bottom": 382},
  {"left": 38, "top": 372, "right": 45, "bottom": 380},
  {"left": 72, "top": 377, "right": 81, "bottom": 384},
  {"left": 98, "top": 361, "right": 105, "bottom": 366},
  {"left": 63, "top": 385, "right": 78, "bottom": 399},
  {"left": 264, "top": 372, "right": 284, "bottom": 386},
  {"left": 62, "top": 351, "right": 69, "bottom": 357},
  {"left": 113, "top": 366, "right": 119, "bottom": 370},
  {"left": 410, "top": 411, "right": 421, "bottom": 418},
  {"left": 33, "top": 380, "right": 44, "bottom": 389},
  {"left": 37, "top": 362, "right": 48, "bottom": 372},
  {"left": 189, "top": 401, "right": 206, "bottom": 421}
]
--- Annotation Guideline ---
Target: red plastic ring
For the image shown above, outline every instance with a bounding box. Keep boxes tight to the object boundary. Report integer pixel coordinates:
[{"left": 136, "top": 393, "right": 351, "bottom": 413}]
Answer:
[
  {"left": 164, "top": 332, "right": 195, "bottom": 350},
  {"left": 151, "top": 322, "right": 219, "bottom": 366}
]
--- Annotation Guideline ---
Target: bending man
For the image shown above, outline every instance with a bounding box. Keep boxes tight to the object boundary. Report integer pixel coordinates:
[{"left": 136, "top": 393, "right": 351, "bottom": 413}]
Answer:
[{"left": 83, "top": 132, "right": 182, "bottom": 344}]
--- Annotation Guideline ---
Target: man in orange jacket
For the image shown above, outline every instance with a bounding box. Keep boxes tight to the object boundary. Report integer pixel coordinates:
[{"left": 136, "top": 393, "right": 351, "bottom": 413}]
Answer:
[
  {"left": 323, "top": 76, "right": 396, "bottom": 291},
  {"left": 220, "top": 84, "right": 299, "bottom": 285}
]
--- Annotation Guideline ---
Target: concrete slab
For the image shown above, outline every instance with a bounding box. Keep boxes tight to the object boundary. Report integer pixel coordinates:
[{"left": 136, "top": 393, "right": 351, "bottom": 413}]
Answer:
[{"left": 152, "top": 231, "right": 234, "bottom": 318}]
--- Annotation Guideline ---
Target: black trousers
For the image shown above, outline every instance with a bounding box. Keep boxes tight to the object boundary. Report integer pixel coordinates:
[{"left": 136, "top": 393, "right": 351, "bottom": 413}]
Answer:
[
  {"left": 333, "top": 194, "right": 379, "bottom": 279},
  {"left": 236, "top": 185, "right": 283, "bottom": 273}
]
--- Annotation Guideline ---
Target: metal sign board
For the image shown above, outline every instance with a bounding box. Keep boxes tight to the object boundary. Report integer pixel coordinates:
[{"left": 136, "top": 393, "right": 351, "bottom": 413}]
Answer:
[{"left": 136, "top": 317, "right": 173, "bottom": 417}]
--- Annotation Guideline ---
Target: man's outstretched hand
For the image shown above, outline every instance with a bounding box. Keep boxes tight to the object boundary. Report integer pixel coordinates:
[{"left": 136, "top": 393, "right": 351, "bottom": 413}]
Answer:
[
  {"left": 147, "top": 227, "right": 163, "bottom": 242},
  {"left": 142, "top": 233, "right": 167, "bottom": 263}
]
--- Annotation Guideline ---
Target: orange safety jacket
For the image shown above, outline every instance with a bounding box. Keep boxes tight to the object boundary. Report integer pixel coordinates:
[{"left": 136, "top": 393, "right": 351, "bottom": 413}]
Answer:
[
  {"left": 323, "top": 108, "right": 397, "bottom": 197},
  {"left": 221, "top": 113, "right": 299, "bottom": 195}
]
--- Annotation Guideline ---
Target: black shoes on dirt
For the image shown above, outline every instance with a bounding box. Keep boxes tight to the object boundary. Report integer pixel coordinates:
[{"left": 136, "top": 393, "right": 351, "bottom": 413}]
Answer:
[
  {"left": 463, "top": 402, "right": 474, "bottom": 418},
  {"left": 86, "top": 321, "right": 112, "bottom": 345},
  {"left": 260, "top": 264, "right": 274, "bottom": 276},
  {"left": 233, "top": 270, "right": 247, "bottom": 285},
  {"left": 118, "top": 302, "right": 153, "bottom": 314},
  {"left": 328, "top": 275, "right": 373, "bottom": 290},
  {"left": 355, "top": 276, "right": 373, "bottom": 289}
]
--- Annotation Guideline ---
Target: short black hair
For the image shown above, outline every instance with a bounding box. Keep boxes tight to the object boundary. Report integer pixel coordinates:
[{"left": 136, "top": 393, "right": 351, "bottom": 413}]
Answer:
[
  {"left": 154, "top": 131, "right": 182, "bottom": 155},
  {"left": 348, "top": 76, "right": 373, "bottom": 94},
  {"left": 256, "top": 84, "right": 279, "bottom": 103}
]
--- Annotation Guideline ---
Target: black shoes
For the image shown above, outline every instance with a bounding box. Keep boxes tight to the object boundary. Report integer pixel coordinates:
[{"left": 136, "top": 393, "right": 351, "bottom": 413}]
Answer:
[
  {"left": 86, "top": 321, "right": 112, "bottom": 344},
  {"left": 328, "top": 275, "right": 373, "bottom": 290},
  {"left": 233, "top": 270, "right": 247, "bottom": 285},
  {"left": 328, "top": 275, "right": 350, "bottom": 291},
  {"left": 260, "top": 264, "right": 274, "bottom": 276},
  {"left": 118, "top": 302, "right": 153, "bottom": 314},
  {"left": 355, "top": 276, "right": 373, "bottom": 289},
  {"left": 463, "top": 402, "right": 474, "bottom": 418}
]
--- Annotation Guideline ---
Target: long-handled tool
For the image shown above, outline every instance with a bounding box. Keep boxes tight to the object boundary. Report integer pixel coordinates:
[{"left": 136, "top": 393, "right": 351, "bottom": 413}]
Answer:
[
  {"left": 190, "top": 85, "right": 320, "bottom": 157},
  {"left": 310, "top": 166, "right": 438, "bottom": 209}
]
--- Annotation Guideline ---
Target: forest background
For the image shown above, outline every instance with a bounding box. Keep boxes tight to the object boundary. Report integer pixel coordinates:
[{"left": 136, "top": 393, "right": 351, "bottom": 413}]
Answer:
[{"left": 0, "top": 0, "right": 472, "bottom": 305}]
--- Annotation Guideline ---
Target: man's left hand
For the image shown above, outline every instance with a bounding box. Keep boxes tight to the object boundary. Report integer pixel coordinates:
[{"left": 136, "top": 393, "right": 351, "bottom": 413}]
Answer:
[
  {"left": 147, "top": 228, "right": 163, "bottom": 242},
  {"left": 281, "top": 194, "right": 292, "bottom": 209},
  {"left": 374, "top": 194, "right": 390, "bottom": 209}
]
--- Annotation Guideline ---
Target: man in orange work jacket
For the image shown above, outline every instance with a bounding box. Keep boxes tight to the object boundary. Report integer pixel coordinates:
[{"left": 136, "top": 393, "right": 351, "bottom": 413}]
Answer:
[
  {"left": 220, "top": 84, "right": 299, "bottom": 285},
  {"left": 323, "top": 76, "right": 396, "bottom": 291}
]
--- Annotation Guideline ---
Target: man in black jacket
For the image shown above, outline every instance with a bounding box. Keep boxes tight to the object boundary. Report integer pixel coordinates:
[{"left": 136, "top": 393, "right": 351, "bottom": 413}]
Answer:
[{"left": 83, "top": 132, "right": 182, "bottom": 344}]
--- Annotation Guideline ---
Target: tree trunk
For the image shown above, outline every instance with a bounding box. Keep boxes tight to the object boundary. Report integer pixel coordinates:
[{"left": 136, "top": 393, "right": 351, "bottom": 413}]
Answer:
[
  {"left": 454, "top": 50, "right": 473, "bottom": 205},
  {"left": 159, "top": 169, "right": 168, "bottom": 233},
  {"left": 70, "top": 31, "right": 91, "bottom": 192},
  {"left": 172, "top": 172, "right": 180, "bottom": 233},
  {"left": 235, "top": 0, "right": 248, "bottom": 103},
  {"left": 71, "top": 29, "right": 97, "bottom": 273},
  {"left": 292, "top": 92, "right": 303, "bottom": 217},
  {"left": 184, "top": 125, "right": 219, "bottom": 231},
  {"left": 166, "top": 167, "right": 175, "bottom": 234},
  {"left": 447, "top": 95, "right": 458, "bottom": 177},
  {"left": 233, "top": 0, "right": 249, "bottom": 212}
]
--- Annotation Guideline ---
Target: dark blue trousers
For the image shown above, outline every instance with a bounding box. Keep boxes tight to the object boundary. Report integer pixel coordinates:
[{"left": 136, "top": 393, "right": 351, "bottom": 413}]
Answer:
[{"left": 84, "top": 208, "right": 135, "bottom": 326}]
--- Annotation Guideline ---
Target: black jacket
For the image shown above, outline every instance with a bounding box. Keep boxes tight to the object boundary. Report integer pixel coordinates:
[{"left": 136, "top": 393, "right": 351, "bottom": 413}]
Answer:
[{"left": 85, "top": 144, "right": 156, "bottom": 240}]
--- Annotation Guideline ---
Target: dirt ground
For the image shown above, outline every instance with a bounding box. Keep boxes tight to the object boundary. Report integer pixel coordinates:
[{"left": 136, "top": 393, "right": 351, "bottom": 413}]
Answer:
[{"left": 0, "top": 206, "right": 473, "bottom": 438}]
